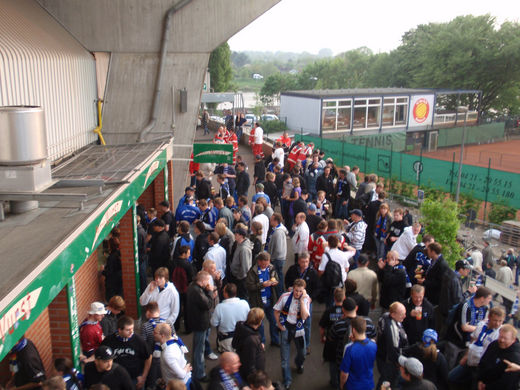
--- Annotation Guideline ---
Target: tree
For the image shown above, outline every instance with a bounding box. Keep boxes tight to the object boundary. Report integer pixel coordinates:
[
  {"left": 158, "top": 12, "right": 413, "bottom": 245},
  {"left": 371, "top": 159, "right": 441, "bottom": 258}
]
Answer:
[
  {"left": 420, "top": 198, "right": 462, "bottom": 267},
  {"left": 208, "top": 43, "right": 233, "bottom": 92},
  {"left": 259, "top": 73, "right": 298, "bottom": 105},
  {"left": 231, "top": 51, "right": 249, "bottom": 68},
  {"left": 396, "top": 15, "right": 520, "bottom": 112}
]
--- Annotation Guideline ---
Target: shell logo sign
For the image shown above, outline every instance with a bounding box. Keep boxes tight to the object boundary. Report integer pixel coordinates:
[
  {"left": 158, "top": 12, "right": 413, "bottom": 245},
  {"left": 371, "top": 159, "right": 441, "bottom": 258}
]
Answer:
[{"left": 413, "top": 98, "right": 430, "bottom": 123}]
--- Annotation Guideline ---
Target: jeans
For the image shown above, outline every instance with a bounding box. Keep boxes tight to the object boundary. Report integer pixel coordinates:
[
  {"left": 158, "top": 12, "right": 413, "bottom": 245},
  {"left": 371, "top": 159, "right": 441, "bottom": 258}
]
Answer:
[
  {"left": 205, "top": 328, "right": 214, "bottom": 356},
  {"left": 335, "top": 200, "right": 349, "bottom": 220},
  {"left": 304, "top": 303, "right": 312, "bottom": 348},
  {"left": 192, "top": 329, "right": 210, "bottom": 379},
  {"left": 448, "top": 364, "right": 476, "bottom": 389},
  {"left": 259, "top": 303, "right": 280, "bottom": 345},
  {"left": 203, "top": 124, "right": 209, "bottom": 135},
  {"left": 329, "top": 361, "right": 339, "bottom": 389},
  {"left": 272, "top": 259, "right": 285, "bottom": 297},
  {"left": 280, "top": 329, "right": 306, "bottom": 386},
  {"left": 374, "top": 236, "right": 386, "bottom": 261}
]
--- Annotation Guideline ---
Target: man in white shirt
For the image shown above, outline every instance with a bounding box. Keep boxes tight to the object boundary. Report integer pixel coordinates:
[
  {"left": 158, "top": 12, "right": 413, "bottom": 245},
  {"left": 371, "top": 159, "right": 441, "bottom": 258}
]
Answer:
[
  {"left": 272, "top": 141, "right": 285, "bottom": 170},
  {"left": 204, "top": 232, "right": 227, "bottom": 279},
  {"left": 392, "top": 222, "right": 422, "bottom": 261},
  {"left": 253, "top": 123, "right": 264, "bottom": 158},
  {"left": 252, "top": 204, "right": 270, "bottom": 245},
  {"left": 210, "top": 283, "right": 250, "bottom": 352},
  {"left": 274, "top": 279, "right": 310, "bottom": 389},
  {"left": 154, "top": 322, "right": 191, "bottom": 385},
  {"left": 292, "top": 212, "right": 310, "bottom": 264},
  {"left": 140, "top": 267, "right": 180, "bottom": 329},
  {"left": 318, "top": 235, "right": 354, "bottom": 284}
]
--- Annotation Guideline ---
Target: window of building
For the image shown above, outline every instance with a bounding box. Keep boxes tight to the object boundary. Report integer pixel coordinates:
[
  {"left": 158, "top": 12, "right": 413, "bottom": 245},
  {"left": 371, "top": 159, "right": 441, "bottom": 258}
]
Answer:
[
  {"left": 353, "top": 98, "right": 380, "bottom": 130},
  {"left": 321, "top": 99, "right": 352, "bottom": 131},
  {"left": 382, "top": 96, "right": 408, "bottom": 127}
]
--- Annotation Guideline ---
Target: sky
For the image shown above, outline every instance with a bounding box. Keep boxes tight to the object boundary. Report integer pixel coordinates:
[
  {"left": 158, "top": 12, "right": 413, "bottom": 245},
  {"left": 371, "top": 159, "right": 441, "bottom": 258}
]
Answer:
[{"left": 228, "top": 0, "right": 519, "bottom": 55}]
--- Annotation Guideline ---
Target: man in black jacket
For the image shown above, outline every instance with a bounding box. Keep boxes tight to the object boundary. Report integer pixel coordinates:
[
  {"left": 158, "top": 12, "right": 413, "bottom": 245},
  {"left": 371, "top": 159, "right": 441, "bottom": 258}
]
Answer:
[
  {"left": 84, "top": 345, "right": 134, "bottom": 390},
  {"left": 195, "top": 172, "right": 212, "bottom": 201},
  {"left": 253, "top": 155, "right": 265, "bottom": 186},
  {"left": 232, "top": 308, "right": 266, "bottom": 381},
  {"left": 417, "top": 242, "right": 449, "bottom": 306},
  {"left": 186, "top": 271, "right": 216, "bottom": 382},
  {"left": 401, "top": 285, "right": 435, "bottom": 345},
  {"left": 149, "top": 219, "right": 170, "bottom": 275},
  {"left": 477, "top": 325, "right": 520, "bottom": 390},
  {"left": 316, "top": 167, "right": 335, "bottom": 203},
  {"left": 403, "top": 234, "right": 434, "bottom": 285},
  {"left": 263, "top": 172, "right": 279, "bottom": 208},
  {"left": 439, "top": 259, "right": 476, "bottom": 324},
  {"left": 235, "top": 162, "right": 250, "bottom": 198}
]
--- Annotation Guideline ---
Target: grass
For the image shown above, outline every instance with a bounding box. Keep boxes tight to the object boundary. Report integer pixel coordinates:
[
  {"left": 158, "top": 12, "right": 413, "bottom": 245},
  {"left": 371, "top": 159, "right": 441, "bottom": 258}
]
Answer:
[{"left": 233, "top": 77, "right": 264, "bottom": 93}]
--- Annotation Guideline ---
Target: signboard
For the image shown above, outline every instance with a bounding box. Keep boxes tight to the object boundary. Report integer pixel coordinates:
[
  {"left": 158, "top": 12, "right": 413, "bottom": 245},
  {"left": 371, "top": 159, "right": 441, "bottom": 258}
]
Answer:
[
  {"left": 193, "top": 143, "right": 233, "bottom": 164},
  {"left": 67, "top": 279, "right": 81, "bottom": 369},
  {"left": 408, "top": 95, "right": 434, "bottom": 127},
  {"left": 0, "top": 149, "right": 167, "bottom": 361}
]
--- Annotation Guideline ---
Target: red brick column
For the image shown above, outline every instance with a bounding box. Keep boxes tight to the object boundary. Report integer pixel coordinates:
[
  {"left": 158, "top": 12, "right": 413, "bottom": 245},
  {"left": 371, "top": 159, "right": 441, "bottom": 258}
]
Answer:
[
  {"left": 120, "top": 209, "right": 138, "bottom": 318},
  {"left": 48, "top": 288, "right": 72, "bottom": 359},
  {"left": 167, "top": 161, "right": 174, "bottom": 204},
  {"left": 138, "top": 184, "right": 155, "bottom": 210},
  {"left": 153, "top": 171, "right": 165, "bottom": 208}
]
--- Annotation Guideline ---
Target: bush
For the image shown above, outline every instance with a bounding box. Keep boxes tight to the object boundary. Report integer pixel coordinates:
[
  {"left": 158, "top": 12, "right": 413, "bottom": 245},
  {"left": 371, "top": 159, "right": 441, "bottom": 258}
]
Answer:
[
  {"left": 260, "top": 119, "right": 287, "bottom": 135},
  {"left": 458, "top": 192, "right": 481, "bottom": 216},
  {"left": 488, "top": 200, "right": 517, "bottom": 224},
  {"left": 420, "top": 198, "right": 462, "bottom": 267}
]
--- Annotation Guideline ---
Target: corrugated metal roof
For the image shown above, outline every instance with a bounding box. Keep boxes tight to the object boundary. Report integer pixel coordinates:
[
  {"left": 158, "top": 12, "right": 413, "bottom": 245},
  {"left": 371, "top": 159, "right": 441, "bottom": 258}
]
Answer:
[
  {"left": 281, "top": 88, "right": 434, "bottom": 99},
  {"left": 0, "top": 0, "right": 98, "bottom": 162}
]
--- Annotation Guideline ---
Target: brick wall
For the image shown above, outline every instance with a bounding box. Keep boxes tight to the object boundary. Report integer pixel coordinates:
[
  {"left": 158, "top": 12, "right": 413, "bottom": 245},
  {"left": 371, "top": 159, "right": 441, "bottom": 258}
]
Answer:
[
  {"left": 138, "top": 183, "right": 155, "bottom": 211},
  {"left": 120, "top": 209, "right": 138, "bottom": 318},
  {"left": 75, "top": 249, "right": 104, "bottom": 322},
  {"left": 48, "top": 288, "right": 72, "bottom": 359},
  {"left": 153, "top": 170, "right": 166, "bottom": 211},
  {"left": 25, "top": 307, "right": 53, "bottom": 376}
]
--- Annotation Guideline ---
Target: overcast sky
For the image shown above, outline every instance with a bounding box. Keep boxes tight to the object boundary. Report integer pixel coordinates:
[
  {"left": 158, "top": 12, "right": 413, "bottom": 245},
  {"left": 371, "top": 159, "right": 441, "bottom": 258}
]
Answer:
[{"left": 228, "top": 0, "right": 519, "bottom": 55}]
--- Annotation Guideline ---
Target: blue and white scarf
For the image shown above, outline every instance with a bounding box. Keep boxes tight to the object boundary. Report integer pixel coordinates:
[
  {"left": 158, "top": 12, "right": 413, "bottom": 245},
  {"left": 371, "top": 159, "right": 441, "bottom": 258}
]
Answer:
[
  {"left": 218, "top": 368, "right": 243, "bottom": 390},
  {"left": 280, "top": 292, "right": 305, "bottom": 338}
]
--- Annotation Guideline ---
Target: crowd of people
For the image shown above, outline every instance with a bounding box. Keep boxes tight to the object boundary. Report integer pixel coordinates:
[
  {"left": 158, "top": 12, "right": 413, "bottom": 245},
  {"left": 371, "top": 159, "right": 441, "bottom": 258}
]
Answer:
[{"left": 6, "top": 124, "right": 520, "bottom": 390}]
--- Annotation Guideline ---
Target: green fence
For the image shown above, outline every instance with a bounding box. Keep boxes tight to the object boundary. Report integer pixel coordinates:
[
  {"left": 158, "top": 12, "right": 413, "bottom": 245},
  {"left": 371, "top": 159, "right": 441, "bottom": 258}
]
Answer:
[
  {"left": 296, "top": 134, "right": 520, "bottom": 209},
  {"left": 437, "top": 122, "right": 505, "bottom": 148}
]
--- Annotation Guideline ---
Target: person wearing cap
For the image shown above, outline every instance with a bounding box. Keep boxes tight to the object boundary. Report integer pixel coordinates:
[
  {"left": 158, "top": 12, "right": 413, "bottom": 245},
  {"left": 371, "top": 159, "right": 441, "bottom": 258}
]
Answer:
[
  {"left": 149, "top": 219, "right": 171, "bottom": 275},
  {"left": 80, "top": 302, "right": 107, "bottom": 358},
  {"left": 101, "top": 315, "right": 152, "bottom": 389},
  {"left": 84, "top": 345, "right": 134, "bottom": 389},
  {"left": 339, "top": 316, "right": 377, "bottom": 390},
  {"left": 439, "top": 258, "right": 477, "bottom": 326},
  {"left": 211, "top": 283, "right": 250, "bottom": 352},
  {"left": 448, "top": 307, "right": 505, "bottom": 389},
  {"left": 397, "top": 356, "right": 437, "bottom": 389},
  {"left": 229, "top": 228, "right": 254, "bottom": 299},
  {"left": 344, "top": 209, "right": 367, "bottom": 264},
  {"left": 376, "top": 302, "right": 409, "bottom": 389},
  {"left": 403, "top": 328, "right": 448, "bottom": 389}
]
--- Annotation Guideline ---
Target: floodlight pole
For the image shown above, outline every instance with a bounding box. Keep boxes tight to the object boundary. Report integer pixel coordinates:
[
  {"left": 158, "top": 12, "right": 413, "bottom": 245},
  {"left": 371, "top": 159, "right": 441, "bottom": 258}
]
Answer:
[{"left": 455, "top": 107, "right": 468, "bottom": 203}]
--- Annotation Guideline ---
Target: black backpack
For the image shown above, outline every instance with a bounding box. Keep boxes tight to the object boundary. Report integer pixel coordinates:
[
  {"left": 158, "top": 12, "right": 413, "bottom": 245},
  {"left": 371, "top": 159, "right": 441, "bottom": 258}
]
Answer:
[{"left": 322, "top": 253, "right": 343, "bottom": 288}]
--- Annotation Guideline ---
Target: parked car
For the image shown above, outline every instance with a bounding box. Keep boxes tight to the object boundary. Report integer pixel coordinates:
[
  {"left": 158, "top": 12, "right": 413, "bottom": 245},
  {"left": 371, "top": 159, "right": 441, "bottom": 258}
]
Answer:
[
  {"left": 244, "top": 114, "right": 257, "bottom": 126},
  {"left": 260, "top": 114, "right": 279, "bottom": 122}
]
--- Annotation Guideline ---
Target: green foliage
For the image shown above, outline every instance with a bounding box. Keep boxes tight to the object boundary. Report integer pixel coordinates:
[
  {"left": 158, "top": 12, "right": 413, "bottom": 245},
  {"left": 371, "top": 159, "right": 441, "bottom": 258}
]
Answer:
[
  {"left": 252, "top": 103, "right": 264, "bottom": 118},
  {"left": 400, "top": 182, "right": 415, "bottom": 198},
  {"left": 260, "top": 120, "right": 288, "bottom": 135},
  {"left": 458, "top": 192, "right": 481, "bottom": 215},
  {"left": 488, "top": 200, "right": 517, "bottom": 224},
  {"left": 389, "top": 176, "right": 401, "bottom": 195},
  {"left": 420, "top": 198, "right": 462, "bottom": 267},
  {"left": 209, "top": 43, "right": 233, "bottom": 92},
  {"left": 260, "top": 73, "right": 298, "bottom": 104},
  {"left": 420, "top": 182, "right": 446, "bottom": 202}
]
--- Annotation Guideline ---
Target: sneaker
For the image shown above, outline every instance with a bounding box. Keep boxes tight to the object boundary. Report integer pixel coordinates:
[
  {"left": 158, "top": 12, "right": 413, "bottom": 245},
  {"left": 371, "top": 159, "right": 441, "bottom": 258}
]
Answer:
[
  {"left": 284, "top": 383, "right": 291, "bottom": 390},
  {"left": 206, "top": 352, "right": 218, "bottom": 360}
]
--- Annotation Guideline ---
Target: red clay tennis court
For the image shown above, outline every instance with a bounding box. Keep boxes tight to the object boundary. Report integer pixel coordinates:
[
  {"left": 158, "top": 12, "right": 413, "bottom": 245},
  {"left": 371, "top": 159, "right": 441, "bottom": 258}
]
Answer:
[{"left": 421, "top": 139, "right": 520, "bottom": 174}]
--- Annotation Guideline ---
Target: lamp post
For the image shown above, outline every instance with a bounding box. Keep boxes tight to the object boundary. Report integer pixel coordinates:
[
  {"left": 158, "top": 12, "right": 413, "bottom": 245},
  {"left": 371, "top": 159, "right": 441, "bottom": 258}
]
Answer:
[{"left": 455, "top": 106, "right": 468, "bottom": 203}]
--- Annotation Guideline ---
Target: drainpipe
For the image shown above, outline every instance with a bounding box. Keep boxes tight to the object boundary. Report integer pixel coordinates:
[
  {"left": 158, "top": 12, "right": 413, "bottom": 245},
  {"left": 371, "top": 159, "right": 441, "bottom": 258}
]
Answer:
[
  {"left": 93, "top": 99, "right": 105, "bottom": 145},
  {"left": 137, "top": 0, "right": 193, "bottom": 143}
]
